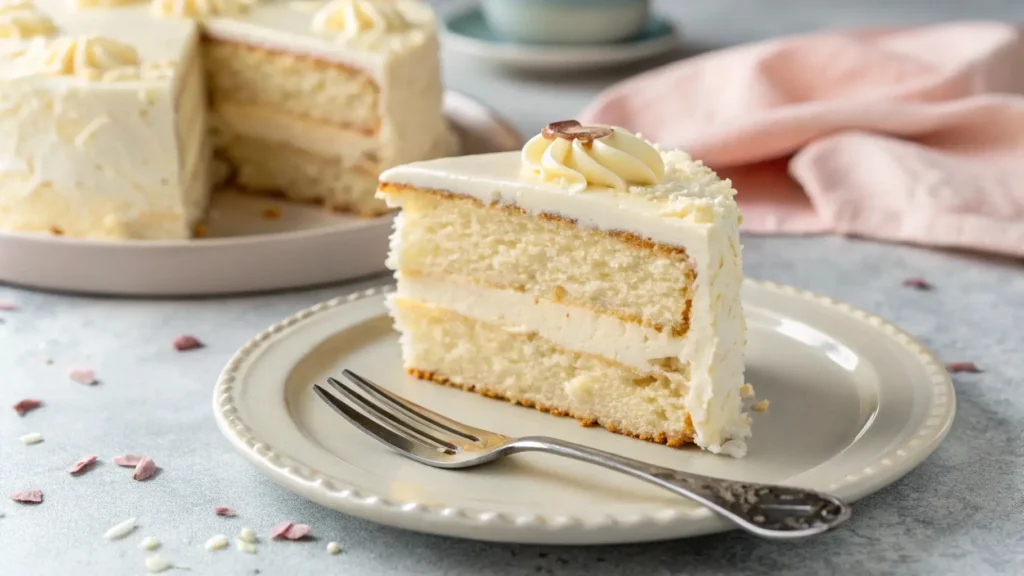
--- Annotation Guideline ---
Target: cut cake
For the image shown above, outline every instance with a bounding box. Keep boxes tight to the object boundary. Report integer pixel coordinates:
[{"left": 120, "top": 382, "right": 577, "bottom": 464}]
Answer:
[
  {"left": 0, "top": 0, "right": 455, "bottom": 239},
  {"left": 378, "top": 120, "right": 752, "bottom": 457}
]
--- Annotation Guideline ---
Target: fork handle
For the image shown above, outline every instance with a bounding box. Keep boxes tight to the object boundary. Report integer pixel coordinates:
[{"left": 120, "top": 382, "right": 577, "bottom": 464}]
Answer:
[{"left": 505, "top": 436, "right": 851, "bottom": 539}]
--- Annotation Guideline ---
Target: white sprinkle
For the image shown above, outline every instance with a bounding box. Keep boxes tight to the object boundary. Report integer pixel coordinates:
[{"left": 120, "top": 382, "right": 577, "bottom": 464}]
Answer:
[
  {"left": 204, "top": 534, "right": 229, "bottom": 551},
  {"left": 235, "top": 538, "right": 257, "bottom": 554},
  {"left": 238, "top": 527, "right": 258, "bottom": 543},
  {"left": 19, "top": 432, "right": 43, "bottom": 445},
  {"left": 138, "top": 536, "right": 160, "bottom": 550},
  {"left": 144, "top": 554, "right": 172, "bottom": 573},
  {"left": 103, "top": 517, "right": 137, "bottom": 540},
  {"left": 326, "top": 541, "right": 341, "bottom": 555}
]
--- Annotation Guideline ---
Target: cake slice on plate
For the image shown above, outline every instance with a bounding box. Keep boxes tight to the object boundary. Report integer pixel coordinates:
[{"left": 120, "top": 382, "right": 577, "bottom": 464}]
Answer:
[{"left": 378, "top": 120, "right": 751, "bottom": 457}]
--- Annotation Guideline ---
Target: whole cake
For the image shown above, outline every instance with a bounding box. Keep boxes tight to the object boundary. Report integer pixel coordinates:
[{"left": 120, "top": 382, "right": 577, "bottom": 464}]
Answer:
[
  {"left": 0, "top": 0, "right": 456, "bottom": 239},
  {"left": 378, "top": 120, "right": 753, "bottom": 457}
]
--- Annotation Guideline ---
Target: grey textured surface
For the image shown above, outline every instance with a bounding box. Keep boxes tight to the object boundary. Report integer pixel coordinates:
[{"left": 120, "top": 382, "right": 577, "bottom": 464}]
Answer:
[{"left": 3, "top": 1, "right": 1024, "bottom": 574}]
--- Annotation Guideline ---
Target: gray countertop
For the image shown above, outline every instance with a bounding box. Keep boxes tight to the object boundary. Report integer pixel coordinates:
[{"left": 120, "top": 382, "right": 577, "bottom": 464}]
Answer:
[{"left": 3, "top": 1, "right": 1024, "bottom": 574}]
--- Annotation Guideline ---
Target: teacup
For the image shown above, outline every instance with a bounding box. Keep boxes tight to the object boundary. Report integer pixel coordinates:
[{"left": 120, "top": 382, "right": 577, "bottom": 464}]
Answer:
[{"left": 480, "top": 0, "right": 650, "bottom": 45}]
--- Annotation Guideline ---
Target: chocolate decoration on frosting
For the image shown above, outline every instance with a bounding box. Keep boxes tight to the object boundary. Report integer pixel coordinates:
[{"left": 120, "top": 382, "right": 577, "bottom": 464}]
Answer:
[{"left": 541, "top": 120, "right": 613, "bottom": 145}]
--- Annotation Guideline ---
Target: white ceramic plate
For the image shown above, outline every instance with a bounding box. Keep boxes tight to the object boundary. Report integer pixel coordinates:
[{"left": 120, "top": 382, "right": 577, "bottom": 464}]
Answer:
[
  {"left": 0, "top": 91, "right": 523, "bottom": 297},
  {"left": 213, "top": 280, "right": 956, "bottom": 545},
  {"left": 441, "top": 8, "right": 682, "bottom": 72}
]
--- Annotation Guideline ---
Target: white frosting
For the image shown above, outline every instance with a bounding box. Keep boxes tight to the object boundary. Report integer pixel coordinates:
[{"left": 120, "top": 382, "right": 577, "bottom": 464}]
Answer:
[
  {"left": 0, "top": 2, "right": 55, "bottom": 40},
  {"left": 311, "top": 0, "right": 410, "bottom": 39},
  {"left": 151, "top": 0, "right": 253, "bottom": 19},
  {"left": 521, "top": 125, "right": 665, "bottom": 192},
  {"left": 380, "top": 146, "right": 749, "bottom": 456},
  {"left": 74, "top": 0, "right": 144, "bottom": 8},
  {"left": 0, "top": 0, "right": 207, "bottom": 238},
  {"left": 12, "top": 35, "right": 140, "bottom": 77}
]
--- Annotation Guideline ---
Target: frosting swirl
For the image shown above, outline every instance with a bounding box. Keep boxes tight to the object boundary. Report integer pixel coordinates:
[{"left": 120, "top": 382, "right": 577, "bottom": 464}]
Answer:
[
  {"left": 151, "top": 0, "right": 252, "bottom": 19},
  {"left": 14, "top": 35, "right": 140, "bottom": 78},
  {"left": 74, "top": 0, "right": 144, "bottom": 8},
  {"left": 521, "top": 120, "right": 666, "bottom": 192},
  {"left": 0, "top": 2, "right": 56, "bottom": 40},
  {"left": 312, "top": 0, "right": 411, "bottom": 39}
]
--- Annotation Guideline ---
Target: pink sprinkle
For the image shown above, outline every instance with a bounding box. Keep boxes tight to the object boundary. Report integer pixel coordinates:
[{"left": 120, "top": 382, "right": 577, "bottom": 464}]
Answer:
[
  {"left": 112, "top": 454, "right": 144, "bottom": 467},
  {"left": 901, "top": 277, "right": 933, "bottom": 290},
  {"left": 215, "top": 506, "right": 237, "bottom": 517},
  {"left": 13, "top": 399, "right": 43, "bottom": 416},
  {"left": 0, "top": 301, "right": 15, "bottom": 311},
  {"left": 173, "top": 335, "right": 204, "bottom": 351},
  {"left": 133, "top": 457, "right": 157, "bottom": 481},
  {"left": 68, "top": 368, "right": 97, "bottom": 385},
  {"left": 68, "top": 455, "right": 98, "bottom": 475},
  {"left": 271, "top": 521, "right": 310, "bottom": 540},
  {"left": 947, "top": 362, "right": 982, "bottom": 374},
  {"left": 10, "top": 490, "right": 43, "bottom": 504}
]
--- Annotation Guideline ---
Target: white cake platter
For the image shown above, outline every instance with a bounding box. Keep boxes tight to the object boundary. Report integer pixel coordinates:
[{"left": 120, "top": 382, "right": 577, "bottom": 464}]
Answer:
[
  {"left": 0, "top": 91, "right": 523, "bottom": 297},
  {"left": 213, "top": 280, "right": 955, "bottom": 545}
]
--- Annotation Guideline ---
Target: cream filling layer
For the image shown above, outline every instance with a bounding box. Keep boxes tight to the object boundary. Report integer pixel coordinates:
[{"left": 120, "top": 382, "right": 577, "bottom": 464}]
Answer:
[
  {"left": 393, "top": 270, "right": 749, "bottom": 458},
  {"left": 394, "top": 274, "right": 689, "bottom": 372},
  {"left": 212, "top": 103, "right": 376, "bottom": 164}
]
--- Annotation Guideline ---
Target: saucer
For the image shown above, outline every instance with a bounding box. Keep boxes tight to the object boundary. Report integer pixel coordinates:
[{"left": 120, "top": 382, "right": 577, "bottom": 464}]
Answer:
[{"left": 442, "top": 7, "right": 682, "bottom": 72}]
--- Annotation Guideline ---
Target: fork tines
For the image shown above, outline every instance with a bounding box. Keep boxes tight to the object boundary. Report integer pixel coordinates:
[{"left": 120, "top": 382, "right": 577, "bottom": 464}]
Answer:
[{"left": 314, "top": 369, "right": 481, "bottom": 456}]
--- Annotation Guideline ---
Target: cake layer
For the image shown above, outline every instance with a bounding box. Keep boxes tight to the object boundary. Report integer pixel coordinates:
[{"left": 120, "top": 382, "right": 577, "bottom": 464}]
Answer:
[
  {"left": 383, "top": 185, "right": 696, "bottom": 334},
  {"left": 396, "top": 274, "right": 692, "bottom": 378},
  {"left": 203, "top": 38, "right": 380, "bottom": 134},
  {"left": 218, "top": 134, "right": 385, "bottom": 215},
  {"left": 211, "top": 102, "right": 377, "bottom": 168},
  {"left": 391, "top": 298, "right": 701, "bottom": 448}
]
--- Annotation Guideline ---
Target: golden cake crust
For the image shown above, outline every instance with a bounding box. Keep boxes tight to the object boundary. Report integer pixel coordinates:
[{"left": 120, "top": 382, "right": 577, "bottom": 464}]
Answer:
[{"left": 408, "top": 367, "right": 697, "bottom": 448}]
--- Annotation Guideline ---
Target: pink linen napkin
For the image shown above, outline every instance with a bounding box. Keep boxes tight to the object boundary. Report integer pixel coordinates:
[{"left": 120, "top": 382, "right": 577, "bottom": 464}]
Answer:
[{"left": 578, "top": 22, "right": 1024, "bottom": 257}]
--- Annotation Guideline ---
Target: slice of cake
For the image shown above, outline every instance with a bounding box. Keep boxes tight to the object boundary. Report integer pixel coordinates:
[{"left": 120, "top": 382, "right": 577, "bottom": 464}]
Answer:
[{"left": 378, "top": 120, "right": 751, "bottom": 457}]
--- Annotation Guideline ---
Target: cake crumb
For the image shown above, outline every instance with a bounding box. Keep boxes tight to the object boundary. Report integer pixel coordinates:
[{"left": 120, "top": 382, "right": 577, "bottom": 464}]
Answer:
[
  {"left": 238, "top": 527, "right": 258, "bottom": 543},
  {"left": 193, "top": 224, "right": 207, "bottom": 237},
  {"left": 10, "top": 490, "right": 43, "bottom": 504},
  {"left": 902, "top": 277, "right": 933, "bottom": 290},
  {"left": 326, "top": 541, "right": 341, "bottom": 555},
  {"left": 68, "top": 455, "right": 99, "bottom": 475},
  {"left": 68, "top": 368, "right": 97, "bottom": 385},
  {"left": 946, "top": 362, "right": 981, "bottom": 373},
  {"left": 235, "top": 538, "right": 257, "bottom": 554},
  {"left": 133, "top": 457, "right": 157, "bottom": 481},
  {"left": 271, "top": 521, "right": 310, "bottom": 540},
  {"left": 13, "top": 399, "right": 42, "bottom": 416},
  {"left": 113, "top": 454, "right": 144, "bottom": 467},
  {"left": 139, "top": 536, "right": 161, "bottom": 550},
  {"left": 104, "top": 517, "right": 137, "bottom": 540},
  {"left": 205, "top": 534, "right": 229, "bottom": 551},
  {"left": 739, "top": 383, "right": 755, "bottom": 399},
  {"left": 262, "top": 207, "right": 282, "bottom": 219},
  {"left": 19, "top": 432, "right": 43, "bottom": 445},
  {"left": 753, "top": 400, "right": 770, "bottom": 413},
  {"left": 49, "top": 226, "right": 64, "bottom": 236},
  {"left": 144, "top": 554, "right": 172, "bottom": 573},
  {"left": 173, "top": 335, "right": 204, "bottom": 351}
]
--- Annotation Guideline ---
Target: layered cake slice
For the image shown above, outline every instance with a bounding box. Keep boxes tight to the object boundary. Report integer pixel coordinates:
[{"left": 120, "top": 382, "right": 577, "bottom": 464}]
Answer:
[{"left": 378, "top": 120, "right": 752, "bottom": 457}]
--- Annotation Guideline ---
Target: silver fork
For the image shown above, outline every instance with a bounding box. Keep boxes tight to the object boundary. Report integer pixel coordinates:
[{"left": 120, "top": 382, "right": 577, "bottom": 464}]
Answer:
[{"left": 313, "top": 370, "right": 852, "bottom": 539}]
